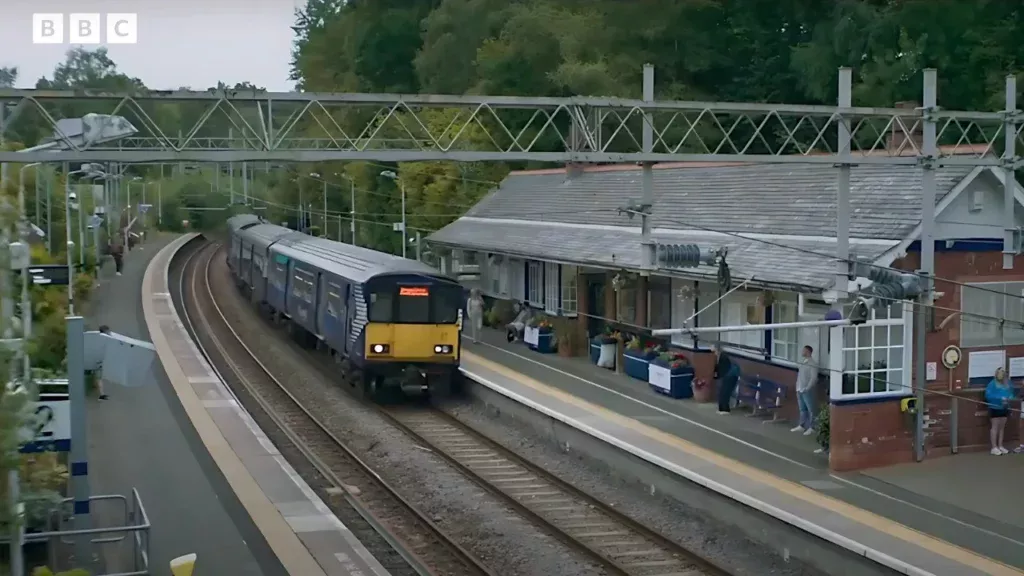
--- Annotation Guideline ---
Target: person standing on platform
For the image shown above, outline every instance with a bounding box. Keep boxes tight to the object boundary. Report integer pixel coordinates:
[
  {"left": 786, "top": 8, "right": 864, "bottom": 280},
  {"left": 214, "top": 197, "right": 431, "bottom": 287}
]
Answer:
[
  {"left": 109, "top": 239, "right": 124, "bottom": 276},
  {"left": 792, "top": 345, "right": 817, "bottom": 436},
  {"left": 984, "top": 367, "right": 1014, "bottom": 455},
  {"left": 713, "top": 344, "right": 740, "bottom": 414},
  {"left": 467, "top": 288, "right": 485, "bottom": 344}
]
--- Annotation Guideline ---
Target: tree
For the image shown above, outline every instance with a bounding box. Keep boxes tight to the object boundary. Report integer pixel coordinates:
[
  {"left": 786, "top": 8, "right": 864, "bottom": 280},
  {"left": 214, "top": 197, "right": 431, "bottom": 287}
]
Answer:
[{"left": 0, "top": 66, "right": 17, "bottom": 88}]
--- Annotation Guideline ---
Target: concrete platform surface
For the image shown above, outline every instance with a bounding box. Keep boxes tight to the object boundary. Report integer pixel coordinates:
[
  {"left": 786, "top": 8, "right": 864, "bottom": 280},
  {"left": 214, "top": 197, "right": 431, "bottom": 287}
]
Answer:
[
  {"left": 460, "top": 328, "right": 1024, "bottom": 574},
  {"left": 86, "top": 234, "right": 286, "bottom": 575},
  {"left": 142, "top": 234, "right": 391, "bottom": 576}
]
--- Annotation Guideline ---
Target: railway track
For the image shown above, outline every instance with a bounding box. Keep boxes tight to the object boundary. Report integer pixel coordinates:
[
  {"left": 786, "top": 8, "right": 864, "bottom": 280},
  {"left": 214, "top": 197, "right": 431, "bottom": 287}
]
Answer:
[
  {"left": 180, "top": 239, "right": 494, "bottom": 576},
  {"left": 191, "top": 239, "right": 733, "bottom": 576},
  {"left": 379, "top": 406, "right": 728, "bottom": 576}
]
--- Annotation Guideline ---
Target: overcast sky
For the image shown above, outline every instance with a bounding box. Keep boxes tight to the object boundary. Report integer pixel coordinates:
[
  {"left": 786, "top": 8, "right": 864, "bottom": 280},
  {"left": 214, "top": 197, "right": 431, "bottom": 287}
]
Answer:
[{"left": 1, "top": 0, "right": 304, "bottom": 91}]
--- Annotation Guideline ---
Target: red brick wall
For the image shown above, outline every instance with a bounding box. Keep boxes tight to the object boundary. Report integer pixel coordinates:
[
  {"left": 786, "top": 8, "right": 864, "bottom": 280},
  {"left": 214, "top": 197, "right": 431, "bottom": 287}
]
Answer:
[{"left": 829, "top": 248, "right": 1024, "bottom": 471}]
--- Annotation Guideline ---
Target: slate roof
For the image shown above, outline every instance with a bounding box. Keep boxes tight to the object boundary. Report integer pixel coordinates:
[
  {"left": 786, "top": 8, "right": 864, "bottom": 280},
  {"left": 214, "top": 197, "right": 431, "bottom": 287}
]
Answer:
[
  {"left": 463, "top": 163, "right": 976, "bottom": 240},
  {"left": 428, "top": 218, "right": 897, "bottom": 292},
  {"left": 427, "top": 163, "right": 975, "bottom": 291}
]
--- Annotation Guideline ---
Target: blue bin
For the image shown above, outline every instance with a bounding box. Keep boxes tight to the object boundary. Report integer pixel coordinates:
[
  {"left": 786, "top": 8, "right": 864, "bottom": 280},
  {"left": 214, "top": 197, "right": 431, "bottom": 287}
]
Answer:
[
  {"left": 531, "top": 331, "right": 556, "bottom": 354},
  {"left": 649, "top": 364, "right": 695, "bottom": 399},
  {"left": 623, "top": 351, "right": 651, "bottom": 382}
]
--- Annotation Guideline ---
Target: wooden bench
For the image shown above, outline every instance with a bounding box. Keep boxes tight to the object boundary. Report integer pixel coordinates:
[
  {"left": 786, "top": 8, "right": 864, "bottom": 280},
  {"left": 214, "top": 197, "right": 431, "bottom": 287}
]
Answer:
[{"left": 735, "top": 376, "right": 787, "bottom": 421}]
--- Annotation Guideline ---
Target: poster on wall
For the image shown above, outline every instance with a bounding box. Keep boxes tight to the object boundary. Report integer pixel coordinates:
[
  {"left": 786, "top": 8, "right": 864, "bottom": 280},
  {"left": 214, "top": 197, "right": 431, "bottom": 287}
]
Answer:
[
  {"left": 1009, "top": 357, "right": 1024, "bottom": 378},
  {"left": 967, "top": 350, "right": 1006, "bottom": 380}
]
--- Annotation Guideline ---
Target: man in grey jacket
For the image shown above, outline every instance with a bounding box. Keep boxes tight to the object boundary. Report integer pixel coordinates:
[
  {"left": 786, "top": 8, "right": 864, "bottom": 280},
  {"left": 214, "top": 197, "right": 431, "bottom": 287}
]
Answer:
[{"left": 792, "top": 345, "right": 817, "bottom": 435}]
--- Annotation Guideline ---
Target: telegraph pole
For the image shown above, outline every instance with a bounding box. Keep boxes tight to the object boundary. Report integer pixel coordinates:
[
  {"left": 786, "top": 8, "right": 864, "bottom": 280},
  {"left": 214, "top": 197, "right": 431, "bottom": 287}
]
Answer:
[
  {"left": 639, "top": 64, "right": 655, "bottom": 276},
  {"left": 915, "top": 69, "right": 938, "bottom": 462},
  {"left": 1003, "top": 76, "right": 1018, "bottom": 270}
]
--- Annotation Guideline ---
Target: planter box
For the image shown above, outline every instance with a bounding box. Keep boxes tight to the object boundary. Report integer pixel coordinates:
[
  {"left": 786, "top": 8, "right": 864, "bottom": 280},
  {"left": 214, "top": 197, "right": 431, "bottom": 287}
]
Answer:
[
  {"left": 649, "top": 364, "right": 695, "bottom": 399},
  {"left": 525, "top": 326, "right": 556, "bottom": 353},
  {"left": 623, "top": 350, "right": 654, "bottom": 382}
]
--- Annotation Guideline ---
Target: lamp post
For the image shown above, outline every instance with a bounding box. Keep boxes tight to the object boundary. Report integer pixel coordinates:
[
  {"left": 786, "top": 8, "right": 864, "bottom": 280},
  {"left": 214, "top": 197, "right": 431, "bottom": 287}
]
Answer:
[
  {"left": 335, "top": 173, "right": 356, "bottom": 245},
  {"left": 379, "top": 170, "right": 406, "bottom": 258},
  {"left": 310, "top": 172, "right": 327, "bottom": 237},
  {"left": 65, "top": 164, "right": 106, "bottom": 315}
]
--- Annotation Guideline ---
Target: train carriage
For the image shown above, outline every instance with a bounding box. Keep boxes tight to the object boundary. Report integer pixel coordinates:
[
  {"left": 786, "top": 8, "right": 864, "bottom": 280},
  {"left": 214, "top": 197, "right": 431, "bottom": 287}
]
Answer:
[
  {"left": 232, "top": 218, "right": 465, "bottom": 399},
  {"left": 226, "top": 214, "right": 262, "bottom": 275}
]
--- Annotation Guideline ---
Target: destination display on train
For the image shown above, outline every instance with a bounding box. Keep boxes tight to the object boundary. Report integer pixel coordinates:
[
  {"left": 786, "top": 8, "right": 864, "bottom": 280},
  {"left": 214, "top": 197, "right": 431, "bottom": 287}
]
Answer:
[{"left": 399, "top": 286, "right": 429, "bottom": 297}]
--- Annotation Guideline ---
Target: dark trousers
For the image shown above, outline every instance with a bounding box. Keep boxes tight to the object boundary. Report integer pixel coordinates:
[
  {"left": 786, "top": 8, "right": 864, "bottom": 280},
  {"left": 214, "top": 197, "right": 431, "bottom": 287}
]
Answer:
[
  {"left": 113, "top": 254, "right": 123, "bottom": 273},
  {"left": 717, "top": 367, "right": 740, "bottom": 412}
]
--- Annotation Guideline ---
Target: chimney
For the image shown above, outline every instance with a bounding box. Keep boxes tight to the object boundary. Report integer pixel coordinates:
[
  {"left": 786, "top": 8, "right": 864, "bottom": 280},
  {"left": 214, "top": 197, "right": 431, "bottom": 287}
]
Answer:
[
  {"left": 566, "top": 163, "right": 584, "bottom": 179},
  {"left": 888, "top": 101, "right": 923, "bottom": 154}
]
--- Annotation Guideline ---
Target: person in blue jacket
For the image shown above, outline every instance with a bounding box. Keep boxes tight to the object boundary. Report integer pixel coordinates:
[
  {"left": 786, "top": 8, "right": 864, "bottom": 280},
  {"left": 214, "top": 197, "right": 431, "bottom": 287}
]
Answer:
[{"left": 984, "top": 367, "right": 1015, "bottom": 455}]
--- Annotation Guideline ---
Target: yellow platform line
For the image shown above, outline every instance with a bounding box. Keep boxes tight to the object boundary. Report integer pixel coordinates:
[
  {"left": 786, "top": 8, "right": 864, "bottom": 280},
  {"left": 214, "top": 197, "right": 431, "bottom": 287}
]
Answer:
[
  {"left": 464, "top": 351, "right": 1024, "bottom": 576},
  {"left": 143, "top": 235, "right": 328, "bottom": 576}
]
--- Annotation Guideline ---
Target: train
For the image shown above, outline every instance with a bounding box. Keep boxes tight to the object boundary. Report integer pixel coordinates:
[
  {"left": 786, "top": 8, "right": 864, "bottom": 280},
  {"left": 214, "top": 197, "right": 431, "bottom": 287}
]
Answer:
[{"left": 225, "top": 213, "right": 465, "bottom": 400}]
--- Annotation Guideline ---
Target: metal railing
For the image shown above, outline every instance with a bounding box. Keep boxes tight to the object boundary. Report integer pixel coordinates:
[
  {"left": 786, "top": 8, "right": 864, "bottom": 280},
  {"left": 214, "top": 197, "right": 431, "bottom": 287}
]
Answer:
[{"left": 15, "top": 489, "right": 151, "bottom": 575}]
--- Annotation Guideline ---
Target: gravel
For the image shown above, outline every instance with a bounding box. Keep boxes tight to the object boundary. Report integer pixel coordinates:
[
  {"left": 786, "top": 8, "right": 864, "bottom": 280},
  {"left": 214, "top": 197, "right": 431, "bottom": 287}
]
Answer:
[
  {"left": 202, "top": 247, "right": 607, "bottom": 576},
  {"left": 444, "top": 401, "right": 826, "bottom": 576}
]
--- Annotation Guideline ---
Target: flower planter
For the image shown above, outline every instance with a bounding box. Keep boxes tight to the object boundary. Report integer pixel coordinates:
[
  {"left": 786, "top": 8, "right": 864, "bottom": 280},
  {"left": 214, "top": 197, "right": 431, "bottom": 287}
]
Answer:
[
  {"left": 525, "top": 326, "right": 556, "bottom": 353},
  {"left": 691, "top": 379, "right": 715, "bottom": 403},
  {"left": 623, "top": 349, "right": 656, "bottom": 382},
  {"left": 648, "top": 363, "right": 695, "bottom": 399}
]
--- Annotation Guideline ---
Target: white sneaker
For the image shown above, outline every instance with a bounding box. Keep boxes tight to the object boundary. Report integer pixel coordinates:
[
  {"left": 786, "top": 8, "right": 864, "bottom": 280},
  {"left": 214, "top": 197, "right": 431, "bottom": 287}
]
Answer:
[
  {"left": 1000, "top": 447, "right": 1010, "bottom": 454},
  {"left": 991, "top": 447, "right": 1003, "bottom": 455},
  {"left": 790, "top": 426, "right": 804, "bottom": 432},
  {"left": 717, "top": 411, "right": 729, "bottom": 415},
  {"left": 803, "top": 428, "right": 815, "bottom": 436},
  {"left": 116, "top": 272, "right": 122, "bottom": 276}
]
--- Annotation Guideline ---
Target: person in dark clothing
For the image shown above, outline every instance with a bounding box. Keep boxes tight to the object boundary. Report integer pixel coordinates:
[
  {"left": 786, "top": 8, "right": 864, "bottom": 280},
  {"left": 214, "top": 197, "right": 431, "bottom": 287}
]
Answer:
[
  {"left": 714, "top": 344, "right": 740, "bottom": 414},
  {"left": 109, "top": 240, "right": 124, "bottom": 276}
]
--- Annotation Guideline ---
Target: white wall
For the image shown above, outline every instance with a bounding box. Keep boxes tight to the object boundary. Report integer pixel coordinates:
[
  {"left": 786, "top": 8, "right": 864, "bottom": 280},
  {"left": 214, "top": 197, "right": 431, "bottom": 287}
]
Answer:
[{"left": 934, "top": 171, "right": 1024, "bottom": 240}]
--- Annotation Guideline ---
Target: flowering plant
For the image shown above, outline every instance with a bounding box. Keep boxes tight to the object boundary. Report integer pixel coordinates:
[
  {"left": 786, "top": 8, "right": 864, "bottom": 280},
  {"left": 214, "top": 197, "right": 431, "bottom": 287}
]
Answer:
[{"left": 692, "top": 378, "right": 709, "bottom": 390}]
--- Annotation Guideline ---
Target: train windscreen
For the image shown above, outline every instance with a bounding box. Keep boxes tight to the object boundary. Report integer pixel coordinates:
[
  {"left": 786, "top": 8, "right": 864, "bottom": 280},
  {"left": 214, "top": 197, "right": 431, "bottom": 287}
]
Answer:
[{"left": 369, "top": 283, "right": 463, "bottom": 324}]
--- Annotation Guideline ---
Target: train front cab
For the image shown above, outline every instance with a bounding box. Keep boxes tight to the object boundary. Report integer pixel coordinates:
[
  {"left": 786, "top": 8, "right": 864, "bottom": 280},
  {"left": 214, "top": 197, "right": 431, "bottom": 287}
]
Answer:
[{"left": 360, "top": 274, "right": 465, "bottom": 398}]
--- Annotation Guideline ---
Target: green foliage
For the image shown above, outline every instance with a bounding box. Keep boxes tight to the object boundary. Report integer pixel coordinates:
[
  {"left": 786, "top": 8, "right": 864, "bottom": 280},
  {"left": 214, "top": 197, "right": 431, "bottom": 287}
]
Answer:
[{"left": 32, "top": 567, "right": 90, "bottom": 576}]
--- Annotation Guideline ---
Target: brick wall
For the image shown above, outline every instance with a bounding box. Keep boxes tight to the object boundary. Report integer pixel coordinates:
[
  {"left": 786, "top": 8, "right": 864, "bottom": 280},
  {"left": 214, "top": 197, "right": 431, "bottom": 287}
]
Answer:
[{"left": 830, "top": 248, "right": 1024, "bottom": 471}]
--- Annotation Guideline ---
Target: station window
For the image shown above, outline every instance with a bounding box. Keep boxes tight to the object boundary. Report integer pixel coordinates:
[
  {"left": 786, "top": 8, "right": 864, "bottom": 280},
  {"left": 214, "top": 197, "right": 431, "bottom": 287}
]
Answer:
[
  {"left": 840, "top": 303, "right": 908, "bottom": 398},
  {"left": 560, "top": 265, "right": 578, "bottom": 316}
]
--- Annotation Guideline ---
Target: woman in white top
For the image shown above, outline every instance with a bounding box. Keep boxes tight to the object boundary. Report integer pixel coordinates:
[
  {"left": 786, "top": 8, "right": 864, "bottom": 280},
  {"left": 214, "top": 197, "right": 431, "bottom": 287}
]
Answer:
[{"left": 467, "top": 288, "right": 485, "bottom": 343}]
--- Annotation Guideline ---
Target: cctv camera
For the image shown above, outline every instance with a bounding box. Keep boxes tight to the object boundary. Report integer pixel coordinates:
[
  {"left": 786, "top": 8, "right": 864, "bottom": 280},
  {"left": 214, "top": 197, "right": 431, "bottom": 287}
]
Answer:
[{"left": 68, "top": 191, "right": 78, "bottom": 202}]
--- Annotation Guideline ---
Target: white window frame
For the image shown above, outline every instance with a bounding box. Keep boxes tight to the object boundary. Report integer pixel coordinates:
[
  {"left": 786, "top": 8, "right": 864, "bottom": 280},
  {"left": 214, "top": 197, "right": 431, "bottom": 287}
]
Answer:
[
  {"left": 544, "top": 262, "right": 560, "bottom": 315},
  {"left": 771, "top": 296, "right": 799, "bottom": 363},
  {"left": 560, "top": 265, "right": 578, "bottom": 316},
  {"left": 616, "top": 275, "right": 637, "bottom": 324},
  {"left": 508, "top": 258, "right": 525, "bottom": 301},
  {"left": 670, "top": 278, "right": 696, "bottom": 348},
  {"left": 831, "top": 301, "right": 912, "bottom": 401},
  {"left": 720, "top": 291, "right": 764, "bottom": 351},
  {"left": 960, "top": 281, "right": 1024, "bottom": 348},
  {"left": 527, "top": 260, "right": 543, "bottom": 307}
]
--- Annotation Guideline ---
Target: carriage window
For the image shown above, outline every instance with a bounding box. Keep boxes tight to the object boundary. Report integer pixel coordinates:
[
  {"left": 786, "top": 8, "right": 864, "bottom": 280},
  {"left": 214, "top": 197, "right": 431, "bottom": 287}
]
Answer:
[
  {"left": 369, "top": 291, "right": 394, "bottom": 322},
  {"left": 431, "top": 284, "right": 463, "bottom": 324},
  {"left": 326, "top": 283, "right": 343, "bottom": 318},
  {"left": 398, "top": 286, "right": 431, "bottom": 324}
]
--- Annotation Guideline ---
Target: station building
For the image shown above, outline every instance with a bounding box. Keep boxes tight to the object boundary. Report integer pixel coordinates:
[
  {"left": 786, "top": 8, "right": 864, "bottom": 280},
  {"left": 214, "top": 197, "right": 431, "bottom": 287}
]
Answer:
[{"left": 427, "top": 151, "right": 1024, "bottom": 471}]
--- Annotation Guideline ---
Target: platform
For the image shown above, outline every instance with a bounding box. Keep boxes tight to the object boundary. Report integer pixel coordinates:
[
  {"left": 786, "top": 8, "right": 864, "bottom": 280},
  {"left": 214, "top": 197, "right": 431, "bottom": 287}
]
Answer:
[
  {"left": 84, "top": 233, "right": 285, "bottom": 575},
  {"left": 142, "top": 234, "right": 391, "bottom": 576},
  {"left": 460, "top": 329, "right": 1024, "bottom": 576}
]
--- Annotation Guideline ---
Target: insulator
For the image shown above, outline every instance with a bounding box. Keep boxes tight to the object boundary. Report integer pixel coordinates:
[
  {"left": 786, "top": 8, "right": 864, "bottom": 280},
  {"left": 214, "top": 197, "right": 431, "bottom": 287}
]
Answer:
[{"left": 656, "top": 243, "right": 712, "bottom": 269}]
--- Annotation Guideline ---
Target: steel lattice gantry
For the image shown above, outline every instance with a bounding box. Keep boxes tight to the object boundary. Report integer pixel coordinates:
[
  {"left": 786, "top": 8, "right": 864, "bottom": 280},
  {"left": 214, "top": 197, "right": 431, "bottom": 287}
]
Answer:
[{"left": 0, "top": 87, "right": 1018, "bottom": 164}]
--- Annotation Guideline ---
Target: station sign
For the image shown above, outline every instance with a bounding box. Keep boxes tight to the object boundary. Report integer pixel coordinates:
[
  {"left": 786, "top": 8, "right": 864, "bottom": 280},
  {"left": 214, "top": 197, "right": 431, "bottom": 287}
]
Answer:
[
  {"left": 10, "top": 379, "right": 71, "bottom": 453},
  {"left": 17, "top": 264, "right": 71, "bottom": 286}
]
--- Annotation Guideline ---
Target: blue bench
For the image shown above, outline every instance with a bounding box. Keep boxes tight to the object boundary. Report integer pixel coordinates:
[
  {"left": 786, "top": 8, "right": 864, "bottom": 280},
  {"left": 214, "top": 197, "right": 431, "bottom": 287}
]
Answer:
[{"left": 735, "top": 376, "right": 787, "bottom": 421}]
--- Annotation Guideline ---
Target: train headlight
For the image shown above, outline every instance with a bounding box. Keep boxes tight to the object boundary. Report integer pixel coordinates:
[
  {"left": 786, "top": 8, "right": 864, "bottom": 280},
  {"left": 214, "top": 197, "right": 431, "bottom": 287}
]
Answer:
[
  {"left": 371, "top": 344, "right": 389, "bottom": 354},
  {"left": 433, "top": 344, "right": 452, "bottom": 354}
]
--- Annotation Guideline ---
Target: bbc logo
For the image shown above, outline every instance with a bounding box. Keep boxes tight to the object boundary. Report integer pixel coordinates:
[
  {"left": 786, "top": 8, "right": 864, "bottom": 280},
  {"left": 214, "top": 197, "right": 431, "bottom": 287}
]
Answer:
[{"left": 32, "top": 13, "right": 138, "bottom": 45}]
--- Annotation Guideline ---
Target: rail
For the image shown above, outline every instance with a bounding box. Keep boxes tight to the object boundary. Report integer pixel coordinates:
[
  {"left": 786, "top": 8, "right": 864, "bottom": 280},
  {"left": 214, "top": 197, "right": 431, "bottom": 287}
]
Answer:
[{"left": 7, "top": 489, "right": 151, "bottom": 575}]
